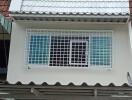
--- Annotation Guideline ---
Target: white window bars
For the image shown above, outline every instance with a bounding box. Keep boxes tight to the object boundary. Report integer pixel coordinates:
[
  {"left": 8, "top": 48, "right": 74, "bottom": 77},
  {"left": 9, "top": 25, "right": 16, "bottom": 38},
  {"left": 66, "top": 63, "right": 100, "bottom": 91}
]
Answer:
[{"left": 26, "top": 29, "right": 112, "bottom": 68}]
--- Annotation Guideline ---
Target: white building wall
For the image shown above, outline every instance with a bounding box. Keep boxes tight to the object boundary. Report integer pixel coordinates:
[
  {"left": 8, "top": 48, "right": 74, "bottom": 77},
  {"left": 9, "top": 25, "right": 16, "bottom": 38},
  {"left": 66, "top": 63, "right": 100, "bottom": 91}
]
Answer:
[{"left": 7, "top": 21, "right": 132, "bottom": 85}]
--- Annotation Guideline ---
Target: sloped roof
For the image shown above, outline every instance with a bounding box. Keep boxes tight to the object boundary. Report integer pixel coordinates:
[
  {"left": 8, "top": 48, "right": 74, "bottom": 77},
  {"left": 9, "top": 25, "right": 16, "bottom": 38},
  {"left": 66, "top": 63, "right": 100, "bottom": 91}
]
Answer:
[
  {"left": 10, "top": 0, "right": 130, "bottom": 15},
  {"left": 0, "top": 81, "right": 132, "bottom": 99},
  {"left": 9, "top": 0, "right": 130, "bottom": 22}
]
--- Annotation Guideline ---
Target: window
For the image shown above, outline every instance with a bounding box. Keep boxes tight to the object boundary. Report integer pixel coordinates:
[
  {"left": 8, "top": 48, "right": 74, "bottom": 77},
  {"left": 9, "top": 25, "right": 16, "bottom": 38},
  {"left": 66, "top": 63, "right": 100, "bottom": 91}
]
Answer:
[
  {"left": 90, "top": 37, "right": 112, "bottom": 66},
  {"left": 27, "top": 34, "right": 50, "bottom": 65},
  {"left": 27, "top": 29, "right": 112, "bottom": 68}
]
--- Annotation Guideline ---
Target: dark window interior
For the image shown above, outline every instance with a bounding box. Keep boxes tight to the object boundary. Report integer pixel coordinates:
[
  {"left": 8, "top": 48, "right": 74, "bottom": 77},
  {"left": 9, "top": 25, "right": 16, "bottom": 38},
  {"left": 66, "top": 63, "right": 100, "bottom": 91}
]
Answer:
[
  {"left": 0, "top": 40, "right": 10, "bottom": 76},
  {"left": 71, "top": 42, "right": 87, "bottom": 64},
  {"left": 49, "top": 36, "right": 88, "bottom": 67}
]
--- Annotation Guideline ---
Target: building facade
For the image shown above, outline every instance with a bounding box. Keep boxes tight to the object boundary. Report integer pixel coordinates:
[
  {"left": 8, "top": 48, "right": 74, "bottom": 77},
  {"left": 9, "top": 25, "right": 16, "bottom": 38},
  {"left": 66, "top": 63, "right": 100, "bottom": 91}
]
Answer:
[{"left": 7, "top": 0, "right": 132, "bottom": 86}]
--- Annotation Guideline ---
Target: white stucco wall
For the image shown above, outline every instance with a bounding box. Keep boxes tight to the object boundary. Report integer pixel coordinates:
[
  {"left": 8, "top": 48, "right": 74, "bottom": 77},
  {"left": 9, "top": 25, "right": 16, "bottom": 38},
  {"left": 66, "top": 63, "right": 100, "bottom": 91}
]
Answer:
[{"left": 7, "top": 21, "right": 132, "bottom": 85}]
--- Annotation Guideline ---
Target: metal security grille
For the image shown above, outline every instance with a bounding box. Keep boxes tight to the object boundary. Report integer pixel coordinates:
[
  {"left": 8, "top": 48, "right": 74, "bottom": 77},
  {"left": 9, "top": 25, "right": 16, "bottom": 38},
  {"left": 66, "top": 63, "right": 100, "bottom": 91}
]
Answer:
[
  {"left": 27, "top": 34, "right": 50, "bottom": 65},
  {"left": 90, "top": 36, "right": 112, "bottom": 66},
  {"left": 49, "top": 35, "right": 89, "bottom": 67},
  {"left": 69, "top": 40, "right": 88, "bottom": 65},
  {"left": 27, "top": 29, "right": 112, "bottom": 68}
]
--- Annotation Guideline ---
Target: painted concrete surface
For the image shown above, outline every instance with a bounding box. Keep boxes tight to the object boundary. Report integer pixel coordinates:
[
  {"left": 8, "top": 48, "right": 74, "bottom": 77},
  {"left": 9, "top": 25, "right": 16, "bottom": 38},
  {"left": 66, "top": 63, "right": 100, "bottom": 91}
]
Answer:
[{"left": 7, "top": 21, "right": 132, "bottom": 85}]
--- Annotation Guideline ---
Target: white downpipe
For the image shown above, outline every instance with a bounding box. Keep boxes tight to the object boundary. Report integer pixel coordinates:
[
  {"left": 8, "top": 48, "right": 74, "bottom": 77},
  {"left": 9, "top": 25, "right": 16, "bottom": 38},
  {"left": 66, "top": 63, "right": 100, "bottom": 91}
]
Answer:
[{"left": 128, "top": 21, "right": 132, "bottom": 51}]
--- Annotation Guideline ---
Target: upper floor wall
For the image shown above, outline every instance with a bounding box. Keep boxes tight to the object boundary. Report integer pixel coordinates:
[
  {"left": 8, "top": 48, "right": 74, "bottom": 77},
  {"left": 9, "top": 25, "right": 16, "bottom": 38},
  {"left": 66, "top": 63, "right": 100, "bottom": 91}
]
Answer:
[
  {"left": 9, "top": 0, "right": 130, "bottom": 14},
  {"left": 7, "top": 21, "right": 132, "bottom": 85}
]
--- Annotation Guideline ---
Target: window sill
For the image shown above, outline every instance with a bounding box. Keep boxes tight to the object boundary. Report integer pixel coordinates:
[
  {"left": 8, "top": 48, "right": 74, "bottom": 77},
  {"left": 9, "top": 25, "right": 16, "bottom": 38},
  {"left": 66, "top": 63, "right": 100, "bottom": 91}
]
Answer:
[{"left": 27, "top": 64, "right": 112, "bottom": 71}]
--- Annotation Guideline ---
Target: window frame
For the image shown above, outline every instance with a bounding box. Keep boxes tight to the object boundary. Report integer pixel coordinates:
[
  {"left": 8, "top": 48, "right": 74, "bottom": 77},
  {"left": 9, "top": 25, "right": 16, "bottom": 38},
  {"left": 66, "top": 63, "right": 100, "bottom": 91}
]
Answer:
[{"left": 26, "top": 29, "right": 113, "bottom": 69}]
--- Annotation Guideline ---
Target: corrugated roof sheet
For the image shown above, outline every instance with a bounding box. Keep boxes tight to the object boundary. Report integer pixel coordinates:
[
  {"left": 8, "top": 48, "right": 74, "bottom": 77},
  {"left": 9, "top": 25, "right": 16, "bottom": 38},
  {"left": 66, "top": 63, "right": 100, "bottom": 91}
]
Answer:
[
  {"left": 9, "top": 0, "right": 130, "bottom": 21},
  {"left": 10, "top": 11, "right": 129, "bottom": 22},
  {"left": 0, "top": 81, "right": 129, "bottom": 86},
  {"left": 11, "top": 11, "right": 129, "bottom": 15},
  {"left": 0, "top": 81, "right": 132, "bottom": 99},
  {"left": 19, "top": 0, "right": 129, "bottom": 14}
]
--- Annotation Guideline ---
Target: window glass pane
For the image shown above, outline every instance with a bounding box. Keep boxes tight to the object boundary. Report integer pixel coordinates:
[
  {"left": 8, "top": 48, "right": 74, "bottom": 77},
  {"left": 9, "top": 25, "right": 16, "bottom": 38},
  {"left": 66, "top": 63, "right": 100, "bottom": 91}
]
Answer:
[
  {"left": 28, "top": 35, "right": 50, "bottom": 64},
  {"left": 90, "top": 37, "right": 112, "bottom": 66}
]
